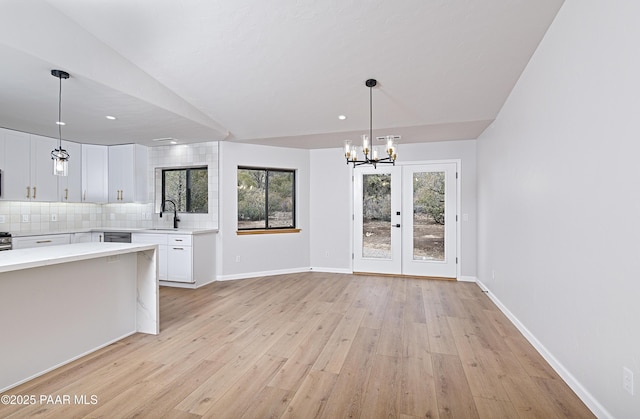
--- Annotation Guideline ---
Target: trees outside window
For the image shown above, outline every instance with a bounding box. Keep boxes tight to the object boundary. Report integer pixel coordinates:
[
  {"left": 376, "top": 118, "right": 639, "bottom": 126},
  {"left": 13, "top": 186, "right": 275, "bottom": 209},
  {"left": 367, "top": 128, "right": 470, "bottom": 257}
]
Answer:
[
  {"left": 237, "top": 167, "right": 295, "bottom": 229},
  {"left": 162, "top": 167, "right": 208, "bottom": 213}
]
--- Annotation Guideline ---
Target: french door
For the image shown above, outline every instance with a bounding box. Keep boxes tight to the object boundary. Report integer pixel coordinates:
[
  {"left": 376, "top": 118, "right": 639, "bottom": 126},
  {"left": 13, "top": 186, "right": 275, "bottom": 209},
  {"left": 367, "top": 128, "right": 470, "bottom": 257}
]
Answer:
[{"left": 353, "top": 163, "right": 458, "bottom": 278}]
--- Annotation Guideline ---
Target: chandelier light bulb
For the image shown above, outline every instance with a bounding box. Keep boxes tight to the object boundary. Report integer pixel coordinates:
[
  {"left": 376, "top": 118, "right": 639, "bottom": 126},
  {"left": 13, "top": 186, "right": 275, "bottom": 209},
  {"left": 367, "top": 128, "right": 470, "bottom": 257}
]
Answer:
[{"left": 344, "top": 140, "right": 352, "bottom": 159}]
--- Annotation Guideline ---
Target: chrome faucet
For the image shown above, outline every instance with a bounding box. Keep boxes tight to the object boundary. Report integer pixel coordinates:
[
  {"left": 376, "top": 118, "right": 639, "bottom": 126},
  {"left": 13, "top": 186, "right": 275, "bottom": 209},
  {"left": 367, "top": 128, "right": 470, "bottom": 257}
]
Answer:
[{"left": 160, "top": 199, "right": 180, "bottom": 229}]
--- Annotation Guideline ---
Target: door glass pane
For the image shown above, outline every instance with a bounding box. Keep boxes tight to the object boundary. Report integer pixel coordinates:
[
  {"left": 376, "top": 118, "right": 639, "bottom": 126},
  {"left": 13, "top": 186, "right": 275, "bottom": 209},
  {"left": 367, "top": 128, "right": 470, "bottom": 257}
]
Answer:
[
  {"left": 362, "top": 174, "right": 392, "bottom": 259},
  {"left": 413, "top": 172, "right": 445, "bottom": 261}
]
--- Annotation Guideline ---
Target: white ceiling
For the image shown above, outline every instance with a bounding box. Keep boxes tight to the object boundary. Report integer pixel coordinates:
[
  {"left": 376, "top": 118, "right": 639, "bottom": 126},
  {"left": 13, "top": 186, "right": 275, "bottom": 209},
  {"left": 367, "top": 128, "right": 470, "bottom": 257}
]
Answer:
[{"left": 0, "top": 0, "right": 564, "bottom": 148}]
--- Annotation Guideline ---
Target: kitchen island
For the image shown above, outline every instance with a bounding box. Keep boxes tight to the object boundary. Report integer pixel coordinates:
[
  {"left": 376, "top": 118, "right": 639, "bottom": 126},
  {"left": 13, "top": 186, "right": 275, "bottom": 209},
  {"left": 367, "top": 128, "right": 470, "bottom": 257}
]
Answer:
[{"left": 0, "top": 243, "right": 158, "bottom": 392}]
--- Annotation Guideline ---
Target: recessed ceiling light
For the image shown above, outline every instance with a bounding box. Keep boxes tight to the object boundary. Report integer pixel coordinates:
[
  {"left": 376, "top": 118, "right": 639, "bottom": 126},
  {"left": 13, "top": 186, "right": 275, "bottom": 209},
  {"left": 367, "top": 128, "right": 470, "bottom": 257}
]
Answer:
[
  {"left": 105, "top": 115, "right": 117, "bottom": 120},
  {"left": 338, "top": 115, "right": 347, "bottom": 120},
  {"left": 56, "top": 121, "right": 66, "bottom": 126}
]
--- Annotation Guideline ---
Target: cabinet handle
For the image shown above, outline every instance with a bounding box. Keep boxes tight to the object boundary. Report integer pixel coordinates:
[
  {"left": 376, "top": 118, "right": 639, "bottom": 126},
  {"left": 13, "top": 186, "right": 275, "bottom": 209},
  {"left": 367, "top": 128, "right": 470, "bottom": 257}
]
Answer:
[
  {"left": 83, "top": 190, "right": 86, "bottom": 201},
  {"left": 120, "top": 190, "right": 123, "bottom": 200},
  {"left": 33, "top": 186, "right": 36, "bottom": 199},
  {"left": 175, "top": 239, "right": 183, "bottom": 242},
  {"left": 64, "top": 188, "right": 69, "bottom": 201},
  {"left": 172, "top": 247, "right": 184, "bottom": 250},
  {"left": 36, "top": 240, "right": 52, "bottom": 244},
  {"left": 26, "top": 186, "right": 30, "bottom": 199}
]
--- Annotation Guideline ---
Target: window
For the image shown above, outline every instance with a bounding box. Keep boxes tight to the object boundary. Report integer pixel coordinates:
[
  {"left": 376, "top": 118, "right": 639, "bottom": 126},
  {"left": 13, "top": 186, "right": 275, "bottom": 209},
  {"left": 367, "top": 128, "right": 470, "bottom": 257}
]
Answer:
[
  {"left": 237, "top": 167, "right": 296, "bottom": 230},
  {"left": 162, "top": 166, "right": 208, "bottom": 213}
]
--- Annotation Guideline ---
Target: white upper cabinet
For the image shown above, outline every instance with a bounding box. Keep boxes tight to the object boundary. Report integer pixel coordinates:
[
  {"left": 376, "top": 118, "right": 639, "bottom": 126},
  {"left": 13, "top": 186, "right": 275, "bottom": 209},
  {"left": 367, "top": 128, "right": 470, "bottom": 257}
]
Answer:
[
  {"left": 58, "top": 140, "right": 82, "bottom": 202},
  {"left": 0, "top": 128, "right": 30, "bottom": 200},
  {"left": 29, "top": 135, "right": 59, "bottom": 202},
  {"left": 0, "top": 129, "right": 59, "bottom": 201},
  {"left": 108, "top": 144, "right": 148, "bottom": 203},
  {"left": 81, "top": 144, "right": 109, "bottom": 203}
]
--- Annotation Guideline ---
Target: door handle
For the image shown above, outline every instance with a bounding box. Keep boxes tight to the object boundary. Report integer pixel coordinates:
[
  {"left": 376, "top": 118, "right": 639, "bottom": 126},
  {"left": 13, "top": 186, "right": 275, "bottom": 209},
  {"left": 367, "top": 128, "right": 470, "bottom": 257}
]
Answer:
[{"left": 394, "top": 224, "right": 401, "bottom": 228}]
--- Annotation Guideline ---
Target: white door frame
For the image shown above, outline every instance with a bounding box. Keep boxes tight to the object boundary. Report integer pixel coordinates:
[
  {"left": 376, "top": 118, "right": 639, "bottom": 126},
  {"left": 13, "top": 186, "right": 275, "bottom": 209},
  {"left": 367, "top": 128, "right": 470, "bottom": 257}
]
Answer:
[
  {"left": 352, "top": 165, "right": 402, "bottom": 274},
  {"left": 350, "top": 159, "right": 461, "bottom": 279}
]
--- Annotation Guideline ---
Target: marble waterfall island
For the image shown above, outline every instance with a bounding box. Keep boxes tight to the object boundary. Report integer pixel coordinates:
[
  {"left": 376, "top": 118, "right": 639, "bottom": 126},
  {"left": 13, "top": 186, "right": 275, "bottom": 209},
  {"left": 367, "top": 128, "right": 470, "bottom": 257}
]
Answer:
[{"left": 0, "top": 242, "right": 159, "bottom": 392}]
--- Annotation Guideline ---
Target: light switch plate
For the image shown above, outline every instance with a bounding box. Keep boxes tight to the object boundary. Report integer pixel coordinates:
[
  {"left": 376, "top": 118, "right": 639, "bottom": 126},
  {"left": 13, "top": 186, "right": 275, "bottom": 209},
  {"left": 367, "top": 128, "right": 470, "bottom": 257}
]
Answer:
[{"left": 0, "top": 215, "right": 5, "bottom": 223}]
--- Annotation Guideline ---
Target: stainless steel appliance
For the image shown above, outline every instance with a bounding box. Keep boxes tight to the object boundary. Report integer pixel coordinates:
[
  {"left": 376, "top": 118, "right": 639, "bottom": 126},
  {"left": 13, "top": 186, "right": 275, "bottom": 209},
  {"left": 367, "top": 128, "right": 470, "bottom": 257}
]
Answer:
[
  {"left": 103, "top": 232, "right": 131, "bottom": 243},
  {"left": 0, "top": 232, "right": 12, "bottom": 251}
]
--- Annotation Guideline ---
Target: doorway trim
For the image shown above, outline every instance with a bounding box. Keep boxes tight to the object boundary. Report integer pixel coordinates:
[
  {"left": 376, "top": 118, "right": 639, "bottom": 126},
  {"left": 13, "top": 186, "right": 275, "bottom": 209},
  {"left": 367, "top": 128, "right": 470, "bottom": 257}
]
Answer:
[{"left": 350, "top": 159, "right": 461, "bottom": 280}]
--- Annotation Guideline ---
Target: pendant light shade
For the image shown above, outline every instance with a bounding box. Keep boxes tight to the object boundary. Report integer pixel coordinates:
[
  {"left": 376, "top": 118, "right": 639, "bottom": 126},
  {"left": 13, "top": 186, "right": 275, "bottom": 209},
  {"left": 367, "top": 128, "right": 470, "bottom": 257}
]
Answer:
[{"left": 51, "top": 69, "right": 70, "bottom": 176}]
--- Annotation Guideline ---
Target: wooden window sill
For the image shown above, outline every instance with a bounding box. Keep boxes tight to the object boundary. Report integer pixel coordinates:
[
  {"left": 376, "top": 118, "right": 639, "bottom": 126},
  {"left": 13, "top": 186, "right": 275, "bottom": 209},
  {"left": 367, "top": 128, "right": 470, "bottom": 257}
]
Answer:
[{"left": 237, "top": 228, "right": 301, "bottom": 235}]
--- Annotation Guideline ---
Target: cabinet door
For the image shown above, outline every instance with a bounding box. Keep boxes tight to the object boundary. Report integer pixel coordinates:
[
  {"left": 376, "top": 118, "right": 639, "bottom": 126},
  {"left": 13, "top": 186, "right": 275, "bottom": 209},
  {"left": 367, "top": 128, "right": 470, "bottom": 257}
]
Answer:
[
  {"left": 29, "top": 135, "right": 59, "bottom": 201},
  {"left": 71, "top": 232, "right": 92, "bottom": 243},
  {"left": 1, "top": 129, "right": 31, "bottom": 200},
  {"left": 82, "top": 144, "right": 108, "bottom": 202},
  {"left": 131, "top": 233, "right": 168, "bottom": 280},
  {"left": 158, "top": 244, "right": 168, "bottom": 280},
  {"left": 108, "top": 145, "right": 133, "bottom": 202},
  {"left": 13, "top": 234, "right": 71, "bottom": 249},
  {"left": 58, "top": 140, "right": 82, "bottom": 202},
  {"left": 167, "top": 246, "right": 192, "bottom": 282}
]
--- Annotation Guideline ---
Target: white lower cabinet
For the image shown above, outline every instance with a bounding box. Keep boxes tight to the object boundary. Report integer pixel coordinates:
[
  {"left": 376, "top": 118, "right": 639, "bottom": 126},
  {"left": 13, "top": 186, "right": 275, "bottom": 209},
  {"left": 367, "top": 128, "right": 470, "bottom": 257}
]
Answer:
[
  {"left": 132, "top": 232, "right": 215, "bottom": 285},
  {"left": 12, "top": 234, "right": 71, "bottom": 249},
  {"left": 71, "top": 232, "right": 92, "bottom": 243},
  {"left": 131, "top": 233, "right": 168, "bottom": 281},
  {"left": 166, "top": 235, "right": 192, "bottom": 283}
]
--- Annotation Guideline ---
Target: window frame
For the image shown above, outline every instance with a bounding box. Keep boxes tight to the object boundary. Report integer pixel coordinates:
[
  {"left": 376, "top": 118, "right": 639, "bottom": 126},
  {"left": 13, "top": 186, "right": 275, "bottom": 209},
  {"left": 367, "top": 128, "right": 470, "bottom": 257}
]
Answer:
[
  {"left": 161, "top": 166, "right": 208, "bottom": 213},
  {"left": 237, "top": 166, "right": 297, "bottom": 231}
]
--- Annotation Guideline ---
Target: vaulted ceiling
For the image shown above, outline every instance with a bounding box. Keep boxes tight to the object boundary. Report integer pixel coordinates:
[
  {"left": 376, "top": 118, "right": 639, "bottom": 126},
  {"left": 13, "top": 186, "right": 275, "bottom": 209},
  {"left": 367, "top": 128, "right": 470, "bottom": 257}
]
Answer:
[{"left": 0, "top": 0, "right": 563, "bottom": 148}]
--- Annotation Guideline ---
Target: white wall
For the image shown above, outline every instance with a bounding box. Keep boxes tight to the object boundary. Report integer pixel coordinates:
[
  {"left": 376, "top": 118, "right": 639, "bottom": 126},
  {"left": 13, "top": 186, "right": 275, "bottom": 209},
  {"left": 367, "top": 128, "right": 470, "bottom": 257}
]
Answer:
[
  {"left": 218, "top": 141, "right": 310, "bottom": 280},
  {"left": 477, "top": 1, "right": 640, "bottom": 417},
  {"left": 309, "top": 148, "right": 353, "bottom": 272},
  {"left": 309, "top": 140, "right": 477, "bottom": 278}
]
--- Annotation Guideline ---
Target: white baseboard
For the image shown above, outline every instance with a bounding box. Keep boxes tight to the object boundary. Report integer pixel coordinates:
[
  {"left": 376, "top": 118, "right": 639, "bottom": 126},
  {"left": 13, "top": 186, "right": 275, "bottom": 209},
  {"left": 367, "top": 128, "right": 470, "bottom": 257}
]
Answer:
[
  {"left": 309, "top": 267, "right": 352, "bottom": 274},
  {"left": 476, "top": 279, "right": 612, "bottom": 419},
  {"left": 216, "top": 267, "right": 311, "bottom": 281},
  {"left": 159, "top": 280, "right": 196, "bottom": 289},
  {"left": 457, "top": 275, "right": 477, "bottom": 282}
]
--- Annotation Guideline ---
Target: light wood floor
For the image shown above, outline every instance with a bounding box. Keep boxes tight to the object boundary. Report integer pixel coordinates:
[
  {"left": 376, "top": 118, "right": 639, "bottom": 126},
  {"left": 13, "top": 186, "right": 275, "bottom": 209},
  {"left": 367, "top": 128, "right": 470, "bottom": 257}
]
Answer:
[{"left": 1, "top": 272, "right": 594, "bottom": 418}]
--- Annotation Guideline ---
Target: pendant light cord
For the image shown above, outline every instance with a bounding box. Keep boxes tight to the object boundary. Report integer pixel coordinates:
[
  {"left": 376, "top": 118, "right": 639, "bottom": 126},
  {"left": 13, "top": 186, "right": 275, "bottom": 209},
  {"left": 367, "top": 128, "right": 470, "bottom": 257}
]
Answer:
[
  {"left": 369, "top": 84, "right": 373, "bottom": 160},
  {"left": 58, "top": 75, "right": 62, "bottom": 149}
]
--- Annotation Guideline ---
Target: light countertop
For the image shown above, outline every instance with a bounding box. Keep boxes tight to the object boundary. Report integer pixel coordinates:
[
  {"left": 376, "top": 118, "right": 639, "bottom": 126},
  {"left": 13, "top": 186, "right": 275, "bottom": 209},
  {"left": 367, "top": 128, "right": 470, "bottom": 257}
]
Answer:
[
  {"left": 11, "top": 228, "right": 218, "bottom": 238},
  {"left": 0, "top": 242, "right": 157, "bottom": 273}
]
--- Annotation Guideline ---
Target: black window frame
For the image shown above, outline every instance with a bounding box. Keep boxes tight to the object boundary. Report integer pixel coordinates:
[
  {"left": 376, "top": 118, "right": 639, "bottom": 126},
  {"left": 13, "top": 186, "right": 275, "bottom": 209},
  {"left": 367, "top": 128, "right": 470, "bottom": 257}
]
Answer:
[
  {"left": 237, "top": 166, "right": 296, "bottom": 230},
  {"left": 161, "top": 166, "right": 208, "bottom": 213}
]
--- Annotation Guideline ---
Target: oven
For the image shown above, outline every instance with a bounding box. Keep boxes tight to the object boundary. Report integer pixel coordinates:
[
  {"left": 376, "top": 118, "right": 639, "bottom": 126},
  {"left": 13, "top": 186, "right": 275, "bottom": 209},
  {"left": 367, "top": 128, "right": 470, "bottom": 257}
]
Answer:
[{"left": 0, "top": 232, "right": 12, "bottom": 251}]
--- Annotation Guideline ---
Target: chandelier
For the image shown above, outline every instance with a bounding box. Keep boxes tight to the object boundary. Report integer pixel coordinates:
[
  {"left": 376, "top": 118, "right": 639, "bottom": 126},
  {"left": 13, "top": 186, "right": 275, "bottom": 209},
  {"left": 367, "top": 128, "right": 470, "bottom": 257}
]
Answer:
[
  {"left": 51, "top": 69, "right": 70, "bottom": 176},
  {"left": 344, "top": 79, "right": 398, "bottom": 168}
]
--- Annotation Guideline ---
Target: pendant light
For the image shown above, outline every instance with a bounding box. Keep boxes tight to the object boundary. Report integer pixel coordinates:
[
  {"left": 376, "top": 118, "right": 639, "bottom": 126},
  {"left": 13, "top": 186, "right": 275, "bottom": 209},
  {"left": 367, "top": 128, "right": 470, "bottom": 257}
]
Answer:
[
  {"left": 51, "top": 69, "right": 70, "bottom": 176},
  {"left": 343, "top": 79, "right": 399, "bottom": 168}
]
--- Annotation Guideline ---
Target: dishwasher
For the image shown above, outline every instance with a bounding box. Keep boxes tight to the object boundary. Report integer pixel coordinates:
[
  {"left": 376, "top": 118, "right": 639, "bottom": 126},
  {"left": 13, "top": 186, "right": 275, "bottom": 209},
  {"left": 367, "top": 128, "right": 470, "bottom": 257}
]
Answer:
[{"left": 103, "top": 231, "right": 132, "bottom": 243}]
